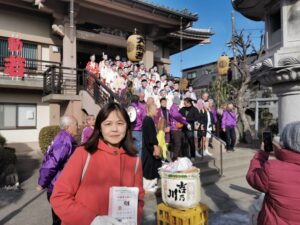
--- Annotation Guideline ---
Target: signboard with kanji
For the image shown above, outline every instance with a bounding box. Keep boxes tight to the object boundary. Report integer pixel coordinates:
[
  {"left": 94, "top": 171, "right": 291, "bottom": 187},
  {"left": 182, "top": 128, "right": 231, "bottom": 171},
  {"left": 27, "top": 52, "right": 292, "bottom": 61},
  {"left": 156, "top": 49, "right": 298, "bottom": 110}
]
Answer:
[{"left": 4, "top": 37, "right": 26, "bottom": 77}]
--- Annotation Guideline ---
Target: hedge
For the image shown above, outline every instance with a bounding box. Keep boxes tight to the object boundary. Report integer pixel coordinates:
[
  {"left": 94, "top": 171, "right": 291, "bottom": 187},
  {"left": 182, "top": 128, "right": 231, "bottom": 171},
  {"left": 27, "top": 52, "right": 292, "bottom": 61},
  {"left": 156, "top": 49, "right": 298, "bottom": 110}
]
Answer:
[
  {"left": 0, "top": 134, "right": 6, "bottom": 147},
  {"left": 39, "top": 126, "right": 60, "bottom": 154}
]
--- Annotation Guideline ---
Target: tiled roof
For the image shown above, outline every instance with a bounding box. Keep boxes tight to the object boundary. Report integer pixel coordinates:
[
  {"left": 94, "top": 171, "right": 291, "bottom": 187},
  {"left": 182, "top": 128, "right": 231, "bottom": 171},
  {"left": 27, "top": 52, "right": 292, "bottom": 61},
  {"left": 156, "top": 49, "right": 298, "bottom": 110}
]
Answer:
[{"left": 133, "top": 0, "right": 198, "bottom": 20}]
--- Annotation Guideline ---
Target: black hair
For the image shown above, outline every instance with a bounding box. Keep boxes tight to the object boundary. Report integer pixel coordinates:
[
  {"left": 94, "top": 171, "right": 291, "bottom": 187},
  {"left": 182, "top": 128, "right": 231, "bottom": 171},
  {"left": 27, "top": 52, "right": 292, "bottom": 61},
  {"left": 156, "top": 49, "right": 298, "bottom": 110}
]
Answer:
[
  {"left": 184, "top": 97, "right": 193, "bottom": 105},
  {"left": 83, "top": 102, "right": 137, "bottom": 156},
  {"left": 160, "top": 97, "right": 167, "bottom": 103},
  {"left": 127, "top": 80, "right": 133, "bottom": 88},
  {"left": 131, "top": 95, "right": 139, "bottom": 104}
]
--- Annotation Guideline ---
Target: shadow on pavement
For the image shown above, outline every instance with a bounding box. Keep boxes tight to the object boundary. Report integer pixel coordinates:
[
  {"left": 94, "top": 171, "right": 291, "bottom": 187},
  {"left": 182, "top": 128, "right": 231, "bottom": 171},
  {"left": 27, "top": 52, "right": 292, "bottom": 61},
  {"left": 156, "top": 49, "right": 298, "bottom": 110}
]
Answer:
[
  {"left": 0, "top": 191, "right": 45, "bottom": 225},
  {"left": 0, "top": 143, "right": 41, "bottom": 210}
]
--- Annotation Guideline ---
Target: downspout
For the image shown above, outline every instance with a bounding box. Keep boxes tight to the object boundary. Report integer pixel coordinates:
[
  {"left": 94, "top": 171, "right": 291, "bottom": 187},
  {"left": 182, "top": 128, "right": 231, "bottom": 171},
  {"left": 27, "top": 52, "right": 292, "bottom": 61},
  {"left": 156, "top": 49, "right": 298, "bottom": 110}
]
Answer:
[{"left": 70, "top": 0, "right": 74, "bottom": 43}]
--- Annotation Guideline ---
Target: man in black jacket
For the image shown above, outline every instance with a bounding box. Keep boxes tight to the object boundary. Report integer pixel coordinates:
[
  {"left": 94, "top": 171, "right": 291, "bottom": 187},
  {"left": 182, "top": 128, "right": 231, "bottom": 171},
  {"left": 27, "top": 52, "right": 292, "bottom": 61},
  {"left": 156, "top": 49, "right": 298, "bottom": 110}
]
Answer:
[{"left": 179, "top": 98, "right": 200, "bottom": 160}]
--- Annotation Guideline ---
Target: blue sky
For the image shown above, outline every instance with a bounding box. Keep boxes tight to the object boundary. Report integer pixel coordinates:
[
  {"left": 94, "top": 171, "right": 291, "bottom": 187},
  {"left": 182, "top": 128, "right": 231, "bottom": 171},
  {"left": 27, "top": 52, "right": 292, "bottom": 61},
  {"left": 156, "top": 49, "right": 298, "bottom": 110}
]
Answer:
[{"left": 150, "top": 0, "right": 264, "bottom": 76}]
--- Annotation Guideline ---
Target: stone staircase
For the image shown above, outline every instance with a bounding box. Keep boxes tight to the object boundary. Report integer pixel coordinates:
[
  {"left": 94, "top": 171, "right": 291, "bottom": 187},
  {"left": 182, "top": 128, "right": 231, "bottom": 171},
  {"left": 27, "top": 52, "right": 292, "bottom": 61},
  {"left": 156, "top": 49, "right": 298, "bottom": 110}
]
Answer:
[{"left": 194, "top": 147, "right": 257, "bottom": 186}]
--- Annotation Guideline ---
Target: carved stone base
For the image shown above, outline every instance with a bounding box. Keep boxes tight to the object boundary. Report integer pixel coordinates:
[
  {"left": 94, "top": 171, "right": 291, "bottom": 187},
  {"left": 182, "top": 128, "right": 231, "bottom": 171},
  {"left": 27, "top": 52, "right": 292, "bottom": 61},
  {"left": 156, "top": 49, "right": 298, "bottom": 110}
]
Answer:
[{"left": 255, "top": 65, "right": 300, "bottom": 132}]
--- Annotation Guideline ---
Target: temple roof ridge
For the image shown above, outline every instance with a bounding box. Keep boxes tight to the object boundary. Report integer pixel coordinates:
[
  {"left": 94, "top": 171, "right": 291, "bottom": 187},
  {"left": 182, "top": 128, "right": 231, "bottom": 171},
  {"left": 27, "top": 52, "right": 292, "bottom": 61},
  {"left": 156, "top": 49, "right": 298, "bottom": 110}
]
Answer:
[{"left": 133, "top": 0, "right": 198, "bottom": 20}]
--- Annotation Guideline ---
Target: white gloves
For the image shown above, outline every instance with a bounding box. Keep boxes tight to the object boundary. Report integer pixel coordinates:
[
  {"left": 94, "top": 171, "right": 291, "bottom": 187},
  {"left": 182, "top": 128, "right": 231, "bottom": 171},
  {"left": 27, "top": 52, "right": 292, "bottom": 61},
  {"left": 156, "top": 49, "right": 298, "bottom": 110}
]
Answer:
[
  {"left": 187, "top": 124, "right": 192, "bottom": 131},
  {"left": 90, "top": 216, "right": 122, "bottom": 225}
]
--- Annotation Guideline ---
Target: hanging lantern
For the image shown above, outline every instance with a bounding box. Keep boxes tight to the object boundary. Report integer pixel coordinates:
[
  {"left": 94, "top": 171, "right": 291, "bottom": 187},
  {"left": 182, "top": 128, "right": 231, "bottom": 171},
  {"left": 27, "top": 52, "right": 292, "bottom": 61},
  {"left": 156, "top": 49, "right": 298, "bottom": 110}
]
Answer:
[
  {"left": 217, "top": 55, "right": 230, "bottom": 76},
  {"left": 179, "top": 78, "right": 189, "bottom": 90},
  {"left": 127, "top": 29, "right": 145, "bottom": 62}
]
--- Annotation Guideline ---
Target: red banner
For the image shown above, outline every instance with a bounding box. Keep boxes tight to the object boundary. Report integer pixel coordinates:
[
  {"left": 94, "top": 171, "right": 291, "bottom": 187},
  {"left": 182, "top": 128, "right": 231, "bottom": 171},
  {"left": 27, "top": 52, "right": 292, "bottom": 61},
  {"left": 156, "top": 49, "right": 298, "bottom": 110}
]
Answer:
[{"left": 4, "top": 37, "right": 25, "bottom": 77}]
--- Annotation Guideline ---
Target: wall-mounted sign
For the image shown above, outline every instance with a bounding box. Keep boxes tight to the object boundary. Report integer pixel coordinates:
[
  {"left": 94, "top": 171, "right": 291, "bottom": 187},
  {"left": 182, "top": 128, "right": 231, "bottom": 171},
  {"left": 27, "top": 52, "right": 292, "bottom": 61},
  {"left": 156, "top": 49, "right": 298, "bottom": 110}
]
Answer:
[{"left": 4, "top": 37, "right": 25, "bottom": 77}]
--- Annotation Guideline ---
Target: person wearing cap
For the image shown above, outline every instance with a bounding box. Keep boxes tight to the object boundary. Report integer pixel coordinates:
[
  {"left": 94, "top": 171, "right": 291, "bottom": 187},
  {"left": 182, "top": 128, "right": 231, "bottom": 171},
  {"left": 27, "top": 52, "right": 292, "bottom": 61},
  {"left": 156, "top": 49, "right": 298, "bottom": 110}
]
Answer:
[
  {"left": 169, "top": 96, "right": 188, "bottom": 160},
  {"left": 246, "top": 121, "right": 300, "bottom": 225}
]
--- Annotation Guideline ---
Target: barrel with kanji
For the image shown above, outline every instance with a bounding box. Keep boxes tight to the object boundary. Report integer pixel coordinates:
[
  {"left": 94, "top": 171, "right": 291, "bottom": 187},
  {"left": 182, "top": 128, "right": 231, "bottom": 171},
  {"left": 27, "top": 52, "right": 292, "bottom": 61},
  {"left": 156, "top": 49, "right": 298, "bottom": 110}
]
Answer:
[{"left": 160, "top": 169, "right": 201, "bottom": 210}]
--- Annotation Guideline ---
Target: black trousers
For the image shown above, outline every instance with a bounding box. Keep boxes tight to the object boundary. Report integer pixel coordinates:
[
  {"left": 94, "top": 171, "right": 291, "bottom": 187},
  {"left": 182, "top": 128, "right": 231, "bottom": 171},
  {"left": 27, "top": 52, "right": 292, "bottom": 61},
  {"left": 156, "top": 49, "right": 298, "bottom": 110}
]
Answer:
[
  {"left": 225, "top": 127, "right": 236, "bottom": 150},
  {"left": 183, "top": 130, "right": 195, "bottom": 158},
  {"left": 47, "top": 192, "right": 61, "bottom": 225},
  {"left": 170, "top": 130, "right": 184, "bottom": 160}
]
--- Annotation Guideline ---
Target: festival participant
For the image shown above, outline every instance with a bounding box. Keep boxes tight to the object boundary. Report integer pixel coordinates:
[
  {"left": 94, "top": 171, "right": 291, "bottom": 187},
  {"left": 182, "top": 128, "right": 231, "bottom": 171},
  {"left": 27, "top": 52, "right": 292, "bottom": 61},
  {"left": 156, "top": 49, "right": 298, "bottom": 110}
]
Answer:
[
  {"left": 222, "top": 103, "right": 237, "bottom": 151},
  {"left": 50, "top": 103, "right": 144, "bottom": 225},
  {"left": 152, "top": 86, "right": 160, "bottom": 107},
  {"left": 160, "top": 73, "right": 167, "bottom": 87},
  {"left": 86, "top": 54, "right": 99, "bottom": 76},
  {"left": 199, "top": 101, "right": 215, "bottom": 156},
  {"left": 81, "top": 115, "right": 96, "bottom": 144},
  {"left": 157, "top": 117, "right": 168, "bottom": 161},
  {"left": 246, "top": 122, "right": 300, "bottom": 225},
  {"left": 155, "top": 97, "right": 171, "bottom": 144},
  {"left": 142, "top": 103, "right": 161, "bottom": 192},
  {"left": 37, "top": 116, "right": 78, "bottom": 225},
  {"left": 156, "top": 80, "right": 162, "bottom": 92},
  {"left": 120, "top": 80, "right": 134, "bottom": 107},
  {"left": 187, "top": 86, "right": 197, "bottom": 102},
  {"left": 131, "top": 95, "right": 147, "bottom": 157},
  {"left": 169, "top": 96, "right": 188, "bottom": 160},
  {"left": 179, "top": 98, "right": 199, "bottom": 160}
]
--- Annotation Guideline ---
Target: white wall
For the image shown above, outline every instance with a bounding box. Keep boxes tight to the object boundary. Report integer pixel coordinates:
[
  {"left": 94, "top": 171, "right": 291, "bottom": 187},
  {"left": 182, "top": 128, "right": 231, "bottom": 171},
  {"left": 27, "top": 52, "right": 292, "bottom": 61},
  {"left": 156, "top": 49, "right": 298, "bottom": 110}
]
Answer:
[
  {"left": 0, "top": 104, "right": 50, "bottom": 143},
  {"left": 0, "top": 91, "right": 50, "bottom": 143},
  {"left": 0, "top": 8, "right": 55, "bottom": 45}
]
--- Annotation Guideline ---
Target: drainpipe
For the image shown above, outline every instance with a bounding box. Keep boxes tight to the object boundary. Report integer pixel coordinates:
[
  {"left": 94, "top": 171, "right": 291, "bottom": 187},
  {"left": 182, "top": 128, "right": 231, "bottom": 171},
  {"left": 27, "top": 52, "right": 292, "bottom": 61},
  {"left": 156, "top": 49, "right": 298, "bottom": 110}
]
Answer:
[{"left": 70, "top": 0, "right": 74, "bottom": 43}]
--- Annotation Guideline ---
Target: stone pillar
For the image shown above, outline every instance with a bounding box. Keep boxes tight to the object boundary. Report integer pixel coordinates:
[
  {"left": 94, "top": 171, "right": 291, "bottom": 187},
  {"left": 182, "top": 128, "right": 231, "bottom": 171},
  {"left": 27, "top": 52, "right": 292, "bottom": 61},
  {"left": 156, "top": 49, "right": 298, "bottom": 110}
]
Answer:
[
  {"left": 273, "top": 82, "right": 300, "bottom": 132},
  {"left": 63, "top": 21, "right": 76, "bottom": 68},
  {"left": 142, "top": 38, "right": 154, "bottom": 70},
  {"left": 49, "top": 103, "right": 60, "bottom": 125},
  {"left": 64, "top": 100, "right": 84, "bottom": 126}
]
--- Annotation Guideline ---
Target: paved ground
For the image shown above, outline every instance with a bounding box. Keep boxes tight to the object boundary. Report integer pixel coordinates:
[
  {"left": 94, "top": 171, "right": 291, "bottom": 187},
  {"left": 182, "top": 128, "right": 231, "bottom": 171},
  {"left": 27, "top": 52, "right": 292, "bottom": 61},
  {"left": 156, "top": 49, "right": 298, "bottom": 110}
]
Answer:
[{"left": 0, "top": 143, "right": 259, "bottom": 225}]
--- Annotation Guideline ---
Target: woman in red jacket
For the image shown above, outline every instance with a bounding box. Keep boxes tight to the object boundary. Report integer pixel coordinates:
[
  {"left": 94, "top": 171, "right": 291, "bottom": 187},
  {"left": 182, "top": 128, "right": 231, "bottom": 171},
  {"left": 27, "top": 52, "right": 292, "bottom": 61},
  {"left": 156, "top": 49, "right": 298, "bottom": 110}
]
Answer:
[
  {"left": 246, "top": 121, "right": 300, "bottom": 225},
  {"left": 50, "top": 102, "right": 144, "bottom": 225}
]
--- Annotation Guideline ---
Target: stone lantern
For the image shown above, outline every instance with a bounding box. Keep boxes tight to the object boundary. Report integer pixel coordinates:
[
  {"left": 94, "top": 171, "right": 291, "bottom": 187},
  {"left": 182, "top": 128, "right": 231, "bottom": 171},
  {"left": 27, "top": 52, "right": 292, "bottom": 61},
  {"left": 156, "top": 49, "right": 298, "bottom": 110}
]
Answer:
[{"left": 233, "top": 0, "right": 300, "bottom": 131}]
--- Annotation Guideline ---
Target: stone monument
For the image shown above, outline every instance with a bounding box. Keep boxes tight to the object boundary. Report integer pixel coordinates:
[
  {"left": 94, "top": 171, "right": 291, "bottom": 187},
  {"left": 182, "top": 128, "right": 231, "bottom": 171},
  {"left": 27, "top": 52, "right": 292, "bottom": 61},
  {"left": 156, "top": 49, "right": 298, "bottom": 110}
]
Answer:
[{"left": 233, "top": 0, "right": 300, "bottom": 132}]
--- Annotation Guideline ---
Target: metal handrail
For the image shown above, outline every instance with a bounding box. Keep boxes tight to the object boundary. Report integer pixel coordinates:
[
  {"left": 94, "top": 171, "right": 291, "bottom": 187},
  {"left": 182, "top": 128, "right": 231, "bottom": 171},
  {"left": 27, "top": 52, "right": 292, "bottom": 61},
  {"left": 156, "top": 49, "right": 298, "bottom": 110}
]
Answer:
[
  {"left": 86, "top": 72, "right": 121, "bottom": 103},
  {"left": 206, "top": 130, "right": 225, "bottom": 176}
]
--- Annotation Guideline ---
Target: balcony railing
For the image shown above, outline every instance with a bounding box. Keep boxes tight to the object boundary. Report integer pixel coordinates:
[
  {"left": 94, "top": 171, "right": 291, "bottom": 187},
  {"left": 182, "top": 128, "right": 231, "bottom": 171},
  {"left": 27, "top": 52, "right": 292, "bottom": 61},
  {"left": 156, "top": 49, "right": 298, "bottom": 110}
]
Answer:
[
  {"left": 0, "top": 56, "right": 61, "bottom": 81},
  {"left": 43, "top": 64, "right": 121, "bottom": 107}
]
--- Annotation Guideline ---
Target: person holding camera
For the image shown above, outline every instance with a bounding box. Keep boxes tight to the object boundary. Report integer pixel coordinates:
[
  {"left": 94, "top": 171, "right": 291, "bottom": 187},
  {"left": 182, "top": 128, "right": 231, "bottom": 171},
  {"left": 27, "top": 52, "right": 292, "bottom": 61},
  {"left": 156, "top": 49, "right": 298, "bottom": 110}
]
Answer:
[{"left": 246, "top": 121, "right": 300, "bottom": 225}]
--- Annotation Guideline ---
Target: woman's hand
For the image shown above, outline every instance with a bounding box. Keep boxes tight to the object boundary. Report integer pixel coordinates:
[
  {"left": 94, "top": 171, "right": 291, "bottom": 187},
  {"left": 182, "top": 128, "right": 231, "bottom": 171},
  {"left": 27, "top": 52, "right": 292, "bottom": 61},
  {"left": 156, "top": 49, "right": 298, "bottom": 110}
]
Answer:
[
  {"left": 153, "top": 145, "right": 161, "bottom": 158},
  {"left": 36, "top": 185, "right": 43, "bottom": 192},
  {"left": 90, "top": 216, "right": 122, "bottom": 225}
]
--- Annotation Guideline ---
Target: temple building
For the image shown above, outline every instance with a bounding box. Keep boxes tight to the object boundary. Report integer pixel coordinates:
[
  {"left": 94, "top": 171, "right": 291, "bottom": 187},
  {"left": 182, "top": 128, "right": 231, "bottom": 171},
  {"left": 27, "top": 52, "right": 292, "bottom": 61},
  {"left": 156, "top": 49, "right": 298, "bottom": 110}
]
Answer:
[
  {"left": 233, "top": 0, "right": 300, "bottom": 131},
  {"left": 0, "top": 0, "right": 212, "bottom": 143}
]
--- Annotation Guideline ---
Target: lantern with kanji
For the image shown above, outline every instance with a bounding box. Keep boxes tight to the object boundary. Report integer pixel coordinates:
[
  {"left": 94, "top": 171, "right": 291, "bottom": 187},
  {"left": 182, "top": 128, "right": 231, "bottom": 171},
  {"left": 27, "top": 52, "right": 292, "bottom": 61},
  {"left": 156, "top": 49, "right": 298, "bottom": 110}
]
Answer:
[
  {"left": 127, "top": 30, "right": 145, "bottom": 62},
  {"left": 217, "top": 55, "right": 230, "bottom": 76}
]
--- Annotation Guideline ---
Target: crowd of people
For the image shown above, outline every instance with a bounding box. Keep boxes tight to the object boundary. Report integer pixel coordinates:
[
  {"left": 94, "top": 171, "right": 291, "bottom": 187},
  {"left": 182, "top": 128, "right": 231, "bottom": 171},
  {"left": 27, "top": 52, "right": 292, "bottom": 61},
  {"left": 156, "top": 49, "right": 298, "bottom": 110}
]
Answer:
[
  {"left": 85, "top": 54, "right": 239, "bottom": 192},
  {"left": 37, "top": 55, "right": 241, "bottom": 225}
]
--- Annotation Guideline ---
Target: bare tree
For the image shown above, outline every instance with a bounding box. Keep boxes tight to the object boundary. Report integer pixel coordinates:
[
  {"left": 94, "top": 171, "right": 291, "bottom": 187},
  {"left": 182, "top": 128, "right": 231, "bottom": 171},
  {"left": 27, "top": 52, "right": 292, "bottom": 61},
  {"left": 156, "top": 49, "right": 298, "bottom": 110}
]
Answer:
[{"left": 228, "top": 30, "right": 264, "bottom": 142}]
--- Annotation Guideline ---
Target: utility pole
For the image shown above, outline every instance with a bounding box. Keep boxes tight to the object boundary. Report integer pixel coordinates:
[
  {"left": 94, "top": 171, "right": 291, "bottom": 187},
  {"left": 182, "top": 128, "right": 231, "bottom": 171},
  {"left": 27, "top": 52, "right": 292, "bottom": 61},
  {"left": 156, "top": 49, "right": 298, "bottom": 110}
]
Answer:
[{"left": 231, "top": 11, "right": 238, "bottom": 79}]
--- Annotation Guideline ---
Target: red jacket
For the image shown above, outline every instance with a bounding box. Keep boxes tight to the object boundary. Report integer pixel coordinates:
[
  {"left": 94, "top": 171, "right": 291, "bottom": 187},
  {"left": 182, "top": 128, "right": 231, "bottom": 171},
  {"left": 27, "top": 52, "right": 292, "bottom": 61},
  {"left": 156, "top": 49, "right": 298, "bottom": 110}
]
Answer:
[
  {"left": 50, "top": 140, "right": 144, "bottom": 225},
  {"left": 246, "top": 149, "right": 300, "bottom": 225}
]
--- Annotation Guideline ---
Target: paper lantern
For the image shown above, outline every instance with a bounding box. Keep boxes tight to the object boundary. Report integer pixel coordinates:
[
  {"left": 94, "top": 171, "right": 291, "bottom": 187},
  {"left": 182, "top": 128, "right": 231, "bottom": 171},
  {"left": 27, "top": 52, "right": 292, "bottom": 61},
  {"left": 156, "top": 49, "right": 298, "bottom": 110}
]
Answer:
[
  {"left": 217, "top": 55, "right": 230, "bottom": 76},
  {"left": 179, "top": 78, "right": 189, "bottom": 90},
  {"left": 127, "top": 34, "right": 145, "bottom": 62}
]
